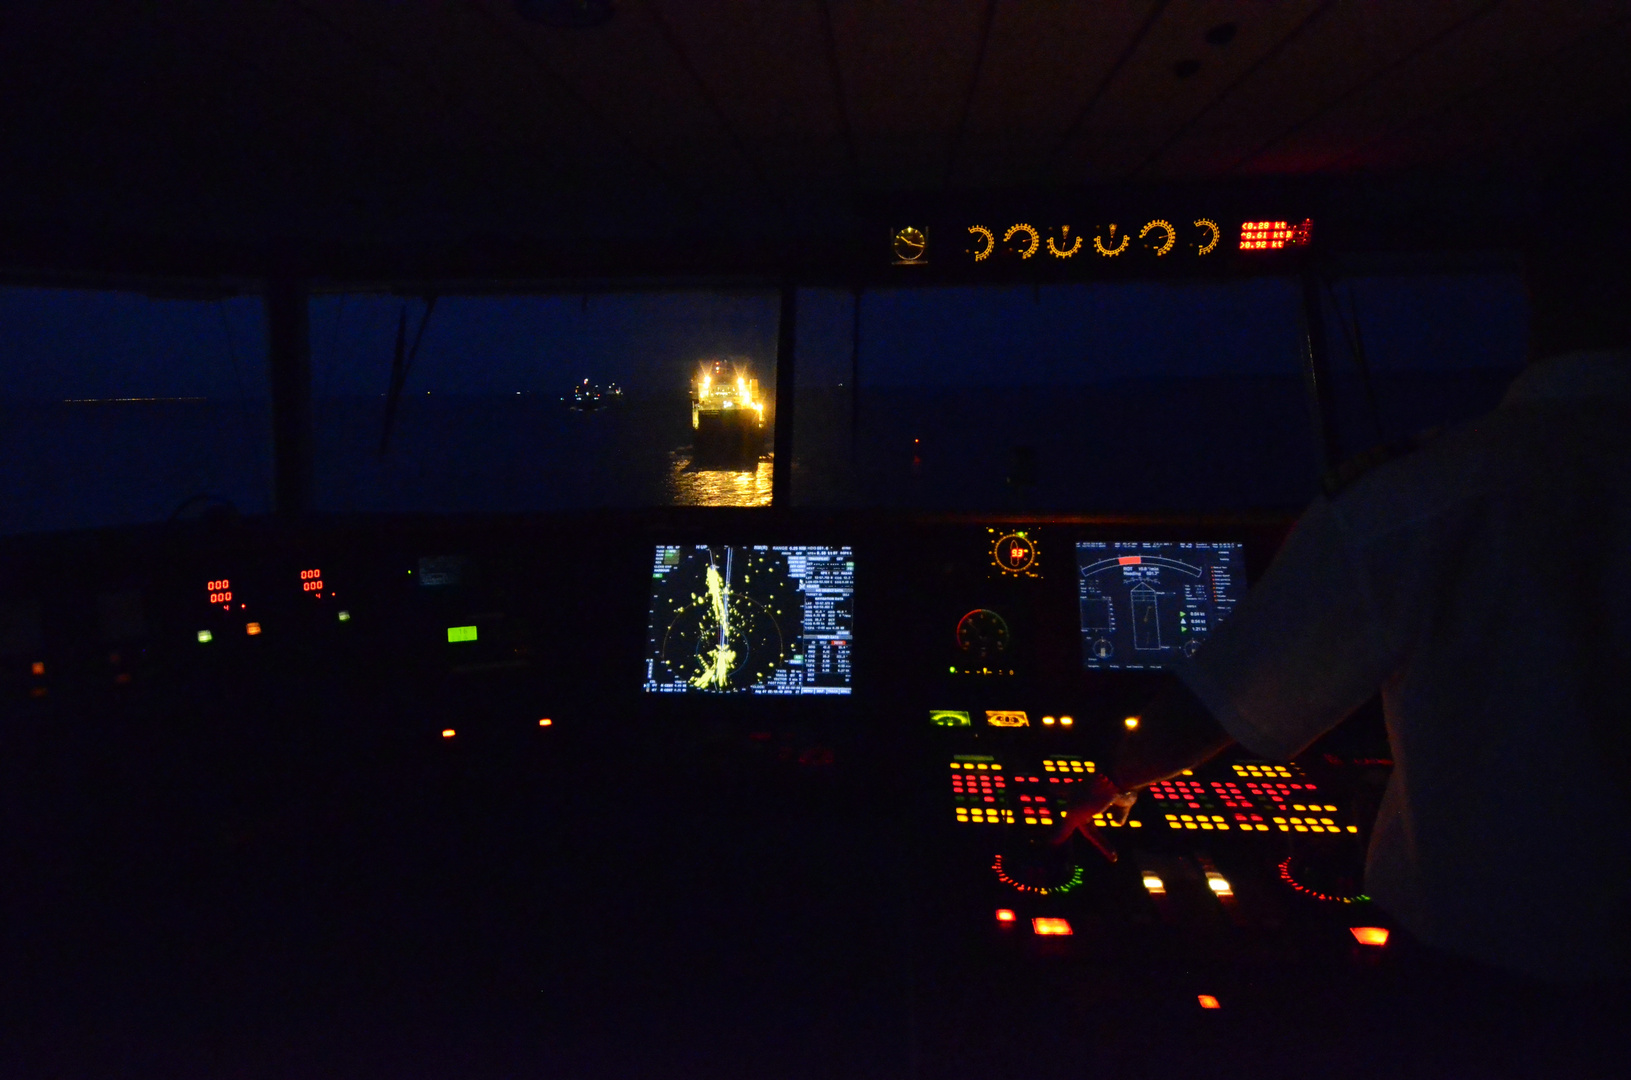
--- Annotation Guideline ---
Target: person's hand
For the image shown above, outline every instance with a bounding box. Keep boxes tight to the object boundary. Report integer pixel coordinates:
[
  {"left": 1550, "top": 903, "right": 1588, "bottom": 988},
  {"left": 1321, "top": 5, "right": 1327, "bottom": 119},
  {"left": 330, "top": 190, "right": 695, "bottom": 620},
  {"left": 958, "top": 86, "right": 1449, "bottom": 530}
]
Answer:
[{"left": 1049, "top": 773, "right": 1136, "bottom": 861}]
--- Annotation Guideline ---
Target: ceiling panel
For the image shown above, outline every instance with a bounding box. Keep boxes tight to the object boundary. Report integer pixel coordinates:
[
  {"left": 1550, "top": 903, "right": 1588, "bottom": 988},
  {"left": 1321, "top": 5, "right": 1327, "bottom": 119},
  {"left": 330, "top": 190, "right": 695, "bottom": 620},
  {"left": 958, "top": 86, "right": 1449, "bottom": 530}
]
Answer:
[
  {"left": 1338, "top": 17, "right": 1631, "bottom": 173},
  {"left": 1142, "top": 0, "right": 1495, "bottom": 179},
  {"left": 950, "top": 0, "right": 1163, "bottom": 189},
  {"left": 646, "top": 0, "right": 851, "bottom": 206},
  {"left": 828, "top": 0, "right": 995, "bottom": 189},
  {"left": 1242, "top": 0, "right": 1631, "bottom": 174},
  {"left": 1046, "top": 0, "right": 1327, "bottom": 182},
  {"left": 474, "top": 0, "right": 775, "bottom": 229}
]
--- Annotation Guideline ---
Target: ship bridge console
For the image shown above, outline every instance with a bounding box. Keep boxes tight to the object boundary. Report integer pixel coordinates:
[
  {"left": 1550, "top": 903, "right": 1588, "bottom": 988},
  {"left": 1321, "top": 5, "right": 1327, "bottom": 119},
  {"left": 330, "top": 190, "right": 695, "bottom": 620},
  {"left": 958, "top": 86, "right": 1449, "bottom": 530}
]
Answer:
[{"left": 5, "top": 5, "right": 1630, "bottom": 1072}]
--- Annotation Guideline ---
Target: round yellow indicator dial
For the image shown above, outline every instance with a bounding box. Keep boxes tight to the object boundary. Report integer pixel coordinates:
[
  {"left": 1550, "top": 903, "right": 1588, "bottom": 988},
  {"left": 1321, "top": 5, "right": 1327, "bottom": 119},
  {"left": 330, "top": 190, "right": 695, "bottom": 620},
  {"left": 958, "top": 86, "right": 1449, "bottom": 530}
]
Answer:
[
  {"left": 1047, "top": 226, "right": 1082, "bottom": 258},
  {"left": 1093, "top": 223, "right": 1129, "bottom": 257},
  {"left": 993, "top": 532, "right": 1038, "bottom": 575},
  {"left": 967, "top": 225, "right": 995, "bottom": 262},
  {"left": 1140, "top": 219, "right": 1176, "bottom": 256},
  {"left": 1195, "top": 218, "right": 1220, "bottom": 255},
  {"left": 1003, "top": 223, "right": 1041, "bottom": 259},
  {"left": 893, "top": 227, "right": 927, "bottom": 262}
]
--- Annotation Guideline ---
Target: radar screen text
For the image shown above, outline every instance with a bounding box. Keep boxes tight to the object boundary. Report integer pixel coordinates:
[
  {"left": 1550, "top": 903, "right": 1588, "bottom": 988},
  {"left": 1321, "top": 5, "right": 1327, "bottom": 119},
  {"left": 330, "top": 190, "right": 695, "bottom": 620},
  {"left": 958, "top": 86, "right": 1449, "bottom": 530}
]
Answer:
[
  {"left": 1076, "top": 541, "right": 1242, "bottom": 671},
  {"left": 644, "top": 545, "right": 854, "bottom": 695}
]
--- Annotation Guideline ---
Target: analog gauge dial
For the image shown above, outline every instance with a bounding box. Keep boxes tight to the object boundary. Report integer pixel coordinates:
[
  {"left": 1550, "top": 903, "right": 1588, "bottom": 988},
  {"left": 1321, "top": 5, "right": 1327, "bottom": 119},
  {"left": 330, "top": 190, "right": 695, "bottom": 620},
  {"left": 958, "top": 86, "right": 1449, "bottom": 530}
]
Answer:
[
  {"left": 956, "top": 608, "right": 1012, "bottom": 660},
  {"left": 1140, "top": 219, "right": 1176, "bottom": 256},
  {"left": 967, "top": 225, "right": 995, "bottom": 261},
  {"left": 1194, "top": 218, "right": 1221, "bottom": 255},
  {"left": 1003, "top": 223, "right": 1041, "bottom": 260}
]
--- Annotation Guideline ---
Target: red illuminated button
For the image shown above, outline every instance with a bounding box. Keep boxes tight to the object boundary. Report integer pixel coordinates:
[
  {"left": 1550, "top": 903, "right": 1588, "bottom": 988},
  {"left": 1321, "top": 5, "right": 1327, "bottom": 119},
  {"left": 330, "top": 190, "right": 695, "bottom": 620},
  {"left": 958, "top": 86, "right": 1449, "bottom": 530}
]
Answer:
[
  {"left": 1350, "top": 927, "right": 1389, "bottom": 946},
  {"left": 1197, "top": 995, "right": 1221, "bottom": 1009},
  {"left": 1032, "top": 917, "right": 1072, "bottom": 936},
  {"left": 995, "top": 909, "right": 1017, "bottom": 924}
]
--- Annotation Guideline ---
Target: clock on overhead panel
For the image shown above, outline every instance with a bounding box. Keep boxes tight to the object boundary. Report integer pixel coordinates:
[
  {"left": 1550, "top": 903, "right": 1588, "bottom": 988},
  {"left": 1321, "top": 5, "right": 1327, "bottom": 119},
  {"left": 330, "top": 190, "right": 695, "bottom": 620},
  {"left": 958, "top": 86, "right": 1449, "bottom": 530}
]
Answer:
[{"left": 892, "top": 227, "right": 928, "bottom": 264}]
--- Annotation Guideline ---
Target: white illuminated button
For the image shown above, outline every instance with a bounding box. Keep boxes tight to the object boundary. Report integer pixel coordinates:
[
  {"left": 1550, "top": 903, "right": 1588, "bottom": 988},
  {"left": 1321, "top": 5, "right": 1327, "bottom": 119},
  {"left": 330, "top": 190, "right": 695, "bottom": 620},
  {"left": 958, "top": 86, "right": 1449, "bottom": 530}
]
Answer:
[
  {"left": 1141, "top": 874, "right": 1165, "bottom": 894},
  {"left": 1205, "top": 872, "right": 1233, "bottom": 896}
]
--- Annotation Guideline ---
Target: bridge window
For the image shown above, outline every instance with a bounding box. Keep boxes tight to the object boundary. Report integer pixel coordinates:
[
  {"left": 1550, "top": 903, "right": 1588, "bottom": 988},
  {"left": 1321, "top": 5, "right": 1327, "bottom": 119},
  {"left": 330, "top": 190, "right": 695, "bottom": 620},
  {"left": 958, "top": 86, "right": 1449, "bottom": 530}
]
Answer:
[
  {"left": 0, "top": 287, "right": 269, "bottom": 534},
  {"left": 309, "top": 290, "right": 780, "bottom": 511}
]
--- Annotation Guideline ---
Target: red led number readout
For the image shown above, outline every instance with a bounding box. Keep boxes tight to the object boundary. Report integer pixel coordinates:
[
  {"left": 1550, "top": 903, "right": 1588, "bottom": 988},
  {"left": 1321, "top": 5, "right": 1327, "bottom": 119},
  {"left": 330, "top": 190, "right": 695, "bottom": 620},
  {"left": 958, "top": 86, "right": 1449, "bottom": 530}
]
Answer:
[
  {"left": 300, "top": 569, "right": 324, "bottom": 593},
  {"left": 207, "top": 579, "right": 232, "bottom": 604},
  {"left": 1238, "top": 219, "right": 1312, "bottom": 251}
]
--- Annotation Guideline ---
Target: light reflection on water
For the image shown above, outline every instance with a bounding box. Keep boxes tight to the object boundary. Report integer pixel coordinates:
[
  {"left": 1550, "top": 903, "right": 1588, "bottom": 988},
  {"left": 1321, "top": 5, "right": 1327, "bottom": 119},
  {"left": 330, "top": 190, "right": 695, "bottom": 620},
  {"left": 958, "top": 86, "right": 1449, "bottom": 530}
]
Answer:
[{"left": 666, "top": 449, "right": 774, "bottom": 506}]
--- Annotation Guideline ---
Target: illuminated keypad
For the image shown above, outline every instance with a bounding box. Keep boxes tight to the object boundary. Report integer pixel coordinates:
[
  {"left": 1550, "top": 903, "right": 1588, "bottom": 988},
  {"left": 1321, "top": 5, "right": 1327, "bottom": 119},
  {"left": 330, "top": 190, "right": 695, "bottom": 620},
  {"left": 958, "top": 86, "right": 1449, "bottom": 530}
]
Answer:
[
  {"left": 950, "top": 759, "right": 1009, "bottom": 823},
  {"left": 1041, "top": 757, "right": 1095, "bottom": 774},
  {"left": 1164, "top": 813, "right": 1229, "bottom": 831}
]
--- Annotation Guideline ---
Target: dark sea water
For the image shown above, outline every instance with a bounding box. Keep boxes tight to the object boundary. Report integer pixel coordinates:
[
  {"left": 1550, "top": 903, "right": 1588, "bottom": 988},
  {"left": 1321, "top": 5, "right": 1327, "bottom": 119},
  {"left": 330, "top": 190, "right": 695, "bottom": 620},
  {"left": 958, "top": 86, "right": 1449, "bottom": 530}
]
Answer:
[{"left": 0, "top": 371, "right": 1514, "bottom": 533}]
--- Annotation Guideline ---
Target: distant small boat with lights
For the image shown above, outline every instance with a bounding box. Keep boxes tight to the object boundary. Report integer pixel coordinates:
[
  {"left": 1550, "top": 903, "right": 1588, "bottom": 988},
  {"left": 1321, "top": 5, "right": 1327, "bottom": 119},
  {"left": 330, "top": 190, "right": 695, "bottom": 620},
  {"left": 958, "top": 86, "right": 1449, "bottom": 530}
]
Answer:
[
  {"left": 563, "top": 379, "right": 622, "bottom": 412},
  {"left": 691, "top": 360, "right": 764, "bottom": 465}
]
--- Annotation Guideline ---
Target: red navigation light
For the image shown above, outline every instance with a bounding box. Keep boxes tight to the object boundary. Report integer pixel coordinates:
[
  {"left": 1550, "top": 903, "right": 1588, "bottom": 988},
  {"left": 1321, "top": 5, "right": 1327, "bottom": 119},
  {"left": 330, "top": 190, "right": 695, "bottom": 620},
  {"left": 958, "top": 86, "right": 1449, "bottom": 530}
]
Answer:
[
  {"left": 1197, "top": 994, "right": 1221, "bottom": 1009},
  {"left": 1032, "top": 917, "right": 1073, "bottom": 936},
  {"left": 1350, "top": 926, "right": 1390, "bottom": 946},
  {"left": 995, "top": 909, "right": 1017, "bottom": 924}
]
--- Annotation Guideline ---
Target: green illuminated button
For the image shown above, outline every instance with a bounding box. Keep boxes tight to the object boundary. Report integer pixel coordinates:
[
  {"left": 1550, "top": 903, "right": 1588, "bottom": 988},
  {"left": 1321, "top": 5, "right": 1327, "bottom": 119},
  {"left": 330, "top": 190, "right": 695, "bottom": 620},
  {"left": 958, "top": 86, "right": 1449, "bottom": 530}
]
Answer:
[
  {"left": 197, "top": 630, "right": 213, "bottom": 643},
  {"left": 447, "top": 625, "right": 477, "bottom": 643}
]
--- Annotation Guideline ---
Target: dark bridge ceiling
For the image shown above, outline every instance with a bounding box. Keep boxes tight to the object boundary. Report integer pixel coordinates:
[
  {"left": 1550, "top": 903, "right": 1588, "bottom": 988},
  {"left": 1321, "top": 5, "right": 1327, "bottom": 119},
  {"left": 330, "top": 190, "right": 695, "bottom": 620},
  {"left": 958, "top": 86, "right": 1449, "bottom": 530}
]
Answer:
[{"left": 1, "top": 0, "right": 1628, "bottom": 278}]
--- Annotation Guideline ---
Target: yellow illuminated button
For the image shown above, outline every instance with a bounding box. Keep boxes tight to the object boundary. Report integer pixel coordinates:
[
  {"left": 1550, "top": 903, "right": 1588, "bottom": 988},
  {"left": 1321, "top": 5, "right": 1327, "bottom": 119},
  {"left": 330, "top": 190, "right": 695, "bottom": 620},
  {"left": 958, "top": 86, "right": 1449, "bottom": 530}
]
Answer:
[
  {"left": 1351, "top": 926, "right": 1390, "bottom": 946},
  {"left": 1032, "top": 917, "right": 1072, "bottom": 936},
  {"left": 1206, "top": 873, "right": 1233, "bottom": 896},
  {"left": 1141, "top": 874, "right": 1165, "bottom": 894}
]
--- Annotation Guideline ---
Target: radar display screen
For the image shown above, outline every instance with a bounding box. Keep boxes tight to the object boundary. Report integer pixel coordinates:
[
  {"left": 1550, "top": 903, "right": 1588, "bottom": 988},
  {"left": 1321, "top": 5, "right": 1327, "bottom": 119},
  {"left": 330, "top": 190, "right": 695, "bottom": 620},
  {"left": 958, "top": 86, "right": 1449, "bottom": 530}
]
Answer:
[
  {"left": 644, "top": 545, "right": 854, "bottom": 695},
  {"left": 1076, "top": 541, "right": 1243, "bottom": 671}
]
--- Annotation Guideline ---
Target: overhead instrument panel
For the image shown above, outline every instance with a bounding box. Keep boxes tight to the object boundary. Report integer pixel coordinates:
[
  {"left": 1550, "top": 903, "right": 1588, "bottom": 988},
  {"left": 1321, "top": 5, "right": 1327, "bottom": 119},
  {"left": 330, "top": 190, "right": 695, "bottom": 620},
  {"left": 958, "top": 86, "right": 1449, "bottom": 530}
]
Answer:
[
  {"left": 1076, "top": 540, "right": 1243, "bottom": 671},
  {"left": 889, "top": 214, "right": 1307, "bottom": 275},
  {"left": 644, "top": 545, "right": 854, "bottom": 695}
]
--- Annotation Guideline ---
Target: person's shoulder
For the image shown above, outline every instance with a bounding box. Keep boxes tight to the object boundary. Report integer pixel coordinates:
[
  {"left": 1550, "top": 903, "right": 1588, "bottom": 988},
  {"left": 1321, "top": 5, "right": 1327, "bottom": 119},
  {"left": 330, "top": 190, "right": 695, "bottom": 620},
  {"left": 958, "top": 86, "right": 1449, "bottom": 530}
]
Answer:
[{"left": 1323, "top": 415, "right": 1509, "bottom": 540}]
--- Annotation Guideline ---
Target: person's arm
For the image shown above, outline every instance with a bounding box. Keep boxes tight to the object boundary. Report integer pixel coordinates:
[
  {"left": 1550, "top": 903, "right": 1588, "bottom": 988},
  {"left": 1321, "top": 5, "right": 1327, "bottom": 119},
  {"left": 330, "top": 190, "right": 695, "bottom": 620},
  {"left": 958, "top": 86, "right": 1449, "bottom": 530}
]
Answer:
[{"left": 1050, "top": 681, "right": 1234, "bottom": 855}]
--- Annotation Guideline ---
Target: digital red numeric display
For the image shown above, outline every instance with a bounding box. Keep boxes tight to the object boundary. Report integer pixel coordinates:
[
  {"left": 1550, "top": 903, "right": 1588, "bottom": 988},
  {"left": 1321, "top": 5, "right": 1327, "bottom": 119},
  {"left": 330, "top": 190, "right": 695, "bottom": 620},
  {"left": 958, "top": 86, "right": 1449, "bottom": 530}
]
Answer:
[
  {"left": 207, "top": 579, "right": 233, "bottom": 605},
  {"left": 299, "top": 569, "right": 324, "bottom": 596},
  {"left": 1238, "top": 219, "right": 1312, "bottom": 251}
]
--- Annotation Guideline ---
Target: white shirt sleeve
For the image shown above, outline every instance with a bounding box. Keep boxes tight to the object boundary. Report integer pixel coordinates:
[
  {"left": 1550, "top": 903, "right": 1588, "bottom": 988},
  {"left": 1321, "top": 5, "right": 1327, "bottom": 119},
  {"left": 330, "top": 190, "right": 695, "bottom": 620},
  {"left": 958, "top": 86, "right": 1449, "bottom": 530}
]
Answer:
[{"left": 1174, "top": 496, "right": 1396, "bottom": 760}]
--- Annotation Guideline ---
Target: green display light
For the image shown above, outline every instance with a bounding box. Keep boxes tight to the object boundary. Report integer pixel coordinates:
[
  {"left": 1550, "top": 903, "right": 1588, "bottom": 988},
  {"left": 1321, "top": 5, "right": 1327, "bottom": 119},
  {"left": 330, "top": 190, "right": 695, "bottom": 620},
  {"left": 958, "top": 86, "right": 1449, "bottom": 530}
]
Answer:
[
  {"left": 447, "top": 625, "right": 477, "bottom": 643},
  {"left": 196, "top": 630, "right": 212, "bottom": 643},
  {"left": 338, "top": 610, "right": 351, "bottom": 622},
  {"left": 930, "top": 709, "right": 972, "bottom": 728}
]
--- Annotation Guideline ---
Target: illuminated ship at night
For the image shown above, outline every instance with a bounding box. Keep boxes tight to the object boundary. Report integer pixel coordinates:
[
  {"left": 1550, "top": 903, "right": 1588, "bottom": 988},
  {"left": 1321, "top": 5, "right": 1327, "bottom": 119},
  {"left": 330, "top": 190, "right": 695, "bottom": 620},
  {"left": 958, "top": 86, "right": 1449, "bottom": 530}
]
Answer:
[{"left": 690, "top": 360, "right": 764, "bottom": 465}]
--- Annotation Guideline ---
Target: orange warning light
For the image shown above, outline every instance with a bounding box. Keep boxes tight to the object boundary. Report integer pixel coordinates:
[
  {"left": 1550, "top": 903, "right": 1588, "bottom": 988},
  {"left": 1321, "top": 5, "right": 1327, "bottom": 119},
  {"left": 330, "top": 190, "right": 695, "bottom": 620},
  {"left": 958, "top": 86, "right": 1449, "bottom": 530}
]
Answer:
[
  {"left": 1197, "top": 994, "right": 1221, "bottom": 1009},
  {"left": 1059, "top": 716, "right": 1073, "bottom": 727},
  {"left": 1350, "top": 926, "right": 1390, "bottom": 946},
  {"left": 441, "top": 729, "right": 456, "bottom": 739},
  {"left": 1042, "top": 716, "right": 1056, "bottom": 725},
  {"left": 539, "top": 718, "right": 553, "bottom": 727},
  {"left": 995, "top": 909, "right": 1017, "bottom": 923},
  {"left": 30, "top": 661, "right": 45, "bottom": 676},
  {"left": 245, "top": 622, "right": 262, "bottom": 636},
  {"left": 1032, "top": 917, "right": 1073, "bottom": 936},
  {"left": 1124, "top": 716, "right": 1139, "bottom": 730}
]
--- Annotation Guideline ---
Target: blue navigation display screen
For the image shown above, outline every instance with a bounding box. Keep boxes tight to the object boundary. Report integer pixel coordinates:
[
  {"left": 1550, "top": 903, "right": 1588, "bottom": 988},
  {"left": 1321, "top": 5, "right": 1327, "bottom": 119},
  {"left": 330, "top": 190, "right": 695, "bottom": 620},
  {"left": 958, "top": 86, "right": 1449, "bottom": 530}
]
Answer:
[
  {"left": 1076, "top": 541, "right": 1244, "bottom": 671},
  {"left": 644, "top": 545, "right": 854, "bottom": 695}
]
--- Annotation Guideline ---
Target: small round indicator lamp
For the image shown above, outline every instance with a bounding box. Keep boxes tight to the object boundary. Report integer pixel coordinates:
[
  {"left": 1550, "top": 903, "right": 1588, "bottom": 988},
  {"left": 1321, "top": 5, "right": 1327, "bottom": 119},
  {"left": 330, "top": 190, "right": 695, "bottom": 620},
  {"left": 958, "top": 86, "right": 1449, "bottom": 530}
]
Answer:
[
  {"left": 1042, "top": 716, "right": 1056, "bottom": 726},
  {"left": 1059, "top": 716, "right": 1073, "bottom": 727},
  {"left": 1124, "top": 716, "right": 1139, "bottom": 730}
]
